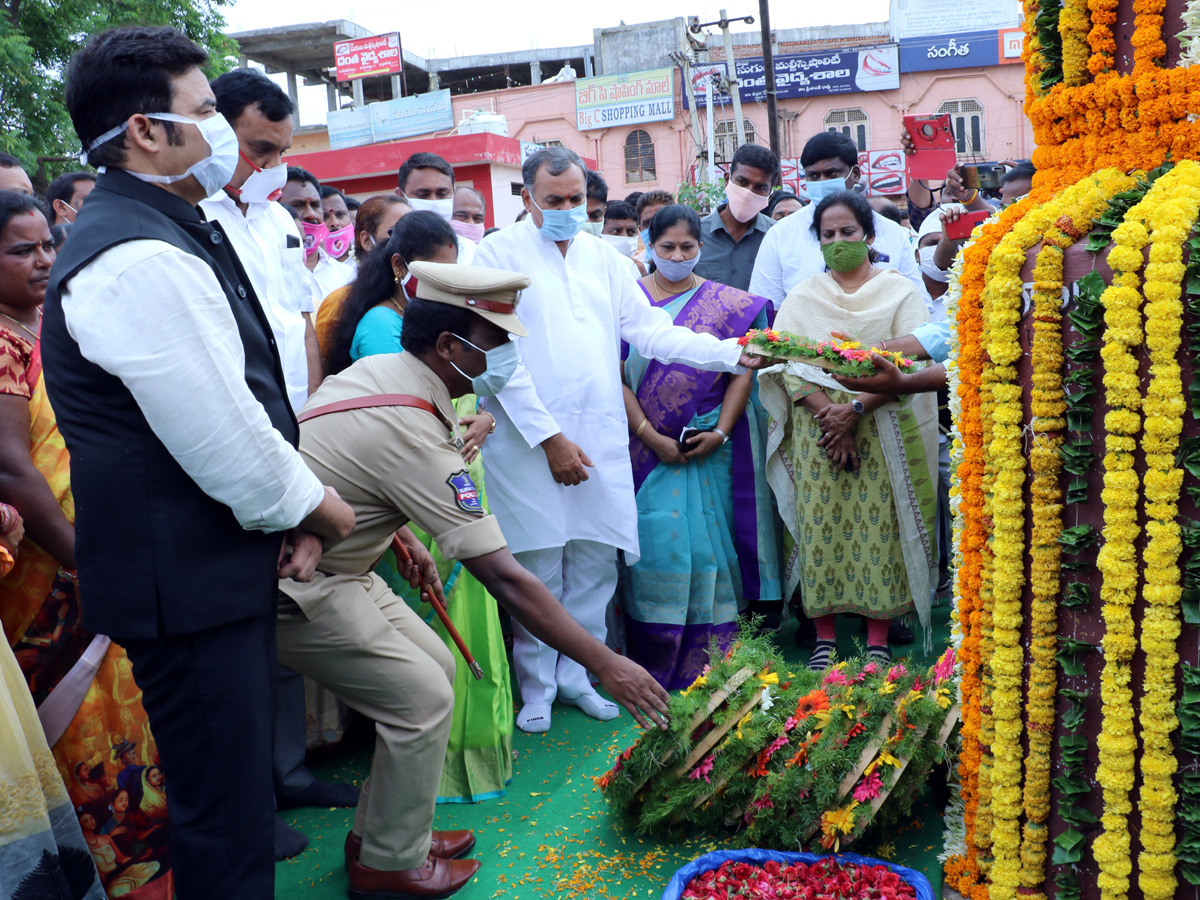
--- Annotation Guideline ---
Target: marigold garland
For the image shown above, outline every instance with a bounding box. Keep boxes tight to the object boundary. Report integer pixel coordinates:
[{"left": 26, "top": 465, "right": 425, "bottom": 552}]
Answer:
[
  {"left": 1086, "top": 0, "right": 1119, "bottom": 75},
  {"left": 1059, "top": 0, "right": 1093, "bottom": 85},
  {"left": 1091, "top": 166, "right": 1185, "bottom": 900},
  {"left": 1134, "top": 160, "right": 1200, "bottom": 900}
]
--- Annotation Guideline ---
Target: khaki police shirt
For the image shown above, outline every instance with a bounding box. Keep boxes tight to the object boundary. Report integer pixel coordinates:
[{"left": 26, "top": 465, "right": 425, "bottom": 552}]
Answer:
[{"left": 280, "top": 351, "right": 507, "bottom": 615}]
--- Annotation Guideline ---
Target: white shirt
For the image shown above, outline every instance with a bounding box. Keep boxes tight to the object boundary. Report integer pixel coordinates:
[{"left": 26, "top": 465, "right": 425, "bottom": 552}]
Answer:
[
  {"left": 749, "top": 204, "right": 931, "bottom": 309},
  {"left": 455, "top": 234, "right": 477, "bottom": 265},
  {"left": 201, "top": 194, "right": 314, "bottom": 412},
  {"left": 473, "top": 219, "right": 744, "bottom": 559},
  {"left": 310, "top": 249, "right": 356, "bottom": 306},
  {"left": 60, "top": 240, "right": 326, "bottom": 533}
]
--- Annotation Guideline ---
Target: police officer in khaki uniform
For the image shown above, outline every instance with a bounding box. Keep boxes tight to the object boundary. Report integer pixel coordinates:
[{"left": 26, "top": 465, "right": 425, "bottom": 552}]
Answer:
[{"left": 277, "top": 261, "right": 670, "bottom": 900}]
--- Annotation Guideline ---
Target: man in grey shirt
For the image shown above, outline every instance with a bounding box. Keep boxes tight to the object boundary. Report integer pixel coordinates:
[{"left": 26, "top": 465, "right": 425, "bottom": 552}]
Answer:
[{"left": 692, "top": 144, "right": 778, "bottom": 292}]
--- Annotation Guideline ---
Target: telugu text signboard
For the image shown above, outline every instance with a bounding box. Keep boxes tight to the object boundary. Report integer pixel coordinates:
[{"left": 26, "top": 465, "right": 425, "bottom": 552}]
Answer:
[
  {"left": 370, "top": 89, "right": 454, "bottom": 142},
  {"left": 889, "top": 0, "right": 1020, "bottom": 40},
  {"left": 335, "top": 32, "right": 403, "bottom": 82},
  {"left": 576, "top": 68, "right": 675, "bottom": 131},
  {"left": 325, "top": 90, "right": 454, "bottom": 150},
  {"left": 688, "top": 45, "right": 899, "bottom": 107},
  {"left": 899, "top": 30, "right": 1001, "bottom": 72}
]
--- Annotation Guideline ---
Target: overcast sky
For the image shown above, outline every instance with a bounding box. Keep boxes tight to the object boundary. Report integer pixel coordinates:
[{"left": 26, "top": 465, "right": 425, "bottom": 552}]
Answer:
[{"left": 224, "top": 0, "right": 894, "bottom": 60}]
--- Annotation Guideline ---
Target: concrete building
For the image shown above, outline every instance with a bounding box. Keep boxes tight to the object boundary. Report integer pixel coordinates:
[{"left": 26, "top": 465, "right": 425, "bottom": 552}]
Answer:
[{"left": 233, "top": 15, "right": 1032, "bottom": 210}]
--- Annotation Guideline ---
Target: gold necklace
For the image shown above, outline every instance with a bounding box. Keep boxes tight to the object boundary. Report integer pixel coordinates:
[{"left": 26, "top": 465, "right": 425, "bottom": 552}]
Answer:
[
  {"left": 0, "top": 308, "right": 40, "bottom": 342},
  {"left": 651, "top": 271, "right": 697, "bottom": 301},
  {"left": 388, "top": 296, "right": 406, "bottom": 316}
]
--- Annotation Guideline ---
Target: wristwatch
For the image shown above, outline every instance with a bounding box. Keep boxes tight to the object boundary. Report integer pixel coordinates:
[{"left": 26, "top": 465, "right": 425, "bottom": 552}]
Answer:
[{"left": 851, "top": 399, "right": 866, "bottom": 415}]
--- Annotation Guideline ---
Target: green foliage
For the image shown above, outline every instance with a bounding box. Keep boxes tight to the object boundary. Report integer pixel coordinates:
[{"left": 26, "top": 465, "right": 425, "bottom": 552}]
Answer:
[
  {"left": 597, "top": 624, "right": 953, "bottom": 853},
  {"left": 1035, "top": 0, "right": 1064, "bottom": 91},
  {"left": 1179, "top": 665, "right": 1200, "bottom": 885},
  {"left": 0, "top": 0, "right": 238, "bottom": 186},
  {"left": 676, "top": 181, "right": 725, "bottom": 214}
]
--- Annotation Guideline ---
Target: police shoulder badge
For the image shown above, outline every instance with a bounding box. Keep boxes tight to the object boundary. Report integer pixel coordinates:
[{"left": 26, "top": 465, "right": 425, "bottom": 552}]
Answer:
[{"left": 446, "top": 469, "right": 483, "bottom": 514}]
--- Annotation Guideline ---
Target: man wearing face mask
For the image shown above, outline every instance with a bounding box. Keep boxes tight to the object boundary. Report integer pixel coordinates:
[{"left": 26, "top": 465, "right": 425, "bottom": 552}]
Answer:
[
  {"left": 692, "top": 143, "right": 779, "bottom": 292},
  {"left": 450, "top": 185, "right": 487, "bottom": 244},
  {"left": 395, "top": 151, "right": 477, "bottom": 264},
  {"left": 281, "top": 166, "right": 355, "bottom": 303},
  {"left": 199, "top": 66, "right": 361, "bottom": 861},
  {"left": 583, "top": 168, "right": 609, "bottom": 235},
  {"left": 40, "top": 25, "right": 356, "bottom": 900},
  {"left": 473, "top": 147, "right": 768, "bottom": 734},
  {"left": 750, "top": 132, "right": 928, "bottom": 310},
  {"left": 320, "top": 185, "right": 355, "bottom": 262},
  {"left": 278, "top": 261, "right": 672, "bottom": 899}
]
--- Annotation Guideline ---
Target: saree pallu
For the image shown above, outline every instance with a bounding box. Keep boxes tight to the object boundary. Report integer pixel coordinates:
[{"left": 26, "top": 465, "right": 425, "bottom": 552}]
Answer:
[
  {"left": 618, "top": 280, "right": 781, "bottom": 690},
  {"left": 0, "top": 337, "right": 173, "bottom": 899},
  {"left": 376, "top": 394, "right": 513, "bottom": 803}
]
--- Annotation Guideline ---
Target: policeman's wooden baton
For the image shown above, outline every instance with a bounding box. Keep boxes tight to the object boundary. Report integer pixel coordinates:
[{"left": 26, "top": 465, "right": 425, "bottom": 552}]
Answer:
[{"left": 390, "top": 534, "right": 485, "bottom": 681}]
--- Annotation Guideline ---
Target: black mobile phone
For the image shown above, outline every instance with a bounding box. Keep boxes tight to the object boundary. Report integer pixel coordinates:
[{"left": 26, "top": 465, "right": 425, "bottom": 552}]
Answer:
[{"left": 678, "top": 427, "right": 712, "bottom": 453}]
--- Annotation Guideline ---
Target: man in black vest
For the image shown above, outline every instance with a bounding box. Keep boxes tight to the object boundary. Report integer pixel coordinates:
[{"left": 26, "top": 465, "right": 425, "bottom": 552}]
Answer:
[{"left": 41, "top": 26, "right": 355, "bottom": 900}]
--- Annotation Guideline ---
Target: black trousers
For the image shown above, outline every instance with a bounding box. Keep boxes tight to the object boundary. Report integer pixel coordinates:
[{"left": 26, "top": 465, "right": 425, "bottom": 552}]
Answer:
[{"left": 120, "top": 609, "right": 277, "bottom": 900}]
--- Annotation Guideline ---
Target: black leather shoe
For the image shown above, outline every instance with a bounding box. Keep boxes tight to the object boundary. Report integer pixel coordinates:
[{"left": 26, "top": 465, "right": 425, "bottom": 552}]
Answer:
[{"left": 888, "top": 619, "right": 914, "bottom": 646}]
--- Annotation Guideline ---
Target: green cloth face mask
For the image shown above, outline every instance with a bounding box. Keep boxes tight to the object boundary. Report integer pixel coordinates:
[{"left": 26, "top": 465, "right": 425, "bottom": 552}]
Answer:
[{"left": 820, "top": 239, "right": 870, "bottom": 272}]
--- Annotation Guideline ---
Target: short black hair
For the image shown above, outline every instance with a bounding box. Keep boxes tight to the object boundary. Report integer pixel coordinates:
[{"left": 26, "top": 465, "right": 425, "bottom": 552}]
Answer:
[
  {"left": 624, "top": 191, "right": 644, "bottom": 206},
  {"left": 46, "top": 172, "right": 95, "bottom": 210},
  {"left": 345, "top": 196, "right": 361, "bottom": 212},
  {"left": 800, "top": 132, "right": 859, "bottom": 171},
  {"left": 605, "top": 200, "right": 637, "bottom": 222},
  {"left": 398, "top": 152, "right": 454, "bottom": 192},
  {"left": 211, "top": 68, "right": 293, "bottom": 125},
  {"left": 286, "top": 166, "right": 320, "bottom": 194},
  {"left": 0, "top": 153, "right": 22, "bottom": 170},
  {"left": 730, "top": 144, "right": 780, "bottom": 184},
  {"left": 399, "top": 296, "right": 477, "bottom": 356},
  {"left": 635, "top": 190, "right": 674, "bottom": 220},
  {"left": 586, "top": 169, "right": 609, "bottom": 203},
  {"left": 319, "top": 184, "right": 345, "bottom": 200},
  {"left": 522, "top": 147, "right": 586, "bottom": 190},
  {"left": 66, "top": 26, "right": 208, "bottom": 169},
  {"left": 872, "top": 199, "right": 902, "bottom": 225},
  {"left": 0, "top": 190, "right": 49, "bottom": 237},
  {"left": 765, "top": 190, "right": 800, "bottom": 216},
  {"left": 1002, "top": 162, "right": 1036, "bottom": 185},
  {"left": 810, "top": 190, "right": 876, "bottom": 242}
]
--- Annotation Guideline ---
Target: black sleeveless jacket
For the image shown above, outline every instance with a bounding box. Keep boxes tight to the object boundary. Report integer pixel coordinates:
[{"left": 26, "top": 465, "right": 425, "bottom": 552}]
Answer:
[{"left": 41, "top": 169, "right": 297, "bottom": 639}]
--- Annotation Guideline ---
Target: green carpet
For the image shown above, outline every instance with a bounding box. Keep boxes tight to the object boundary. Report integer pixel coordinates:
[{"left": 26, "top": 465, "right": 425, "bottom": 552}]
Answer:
[{"left": 276, "top": 607, "right": 953, "bottom": 899}]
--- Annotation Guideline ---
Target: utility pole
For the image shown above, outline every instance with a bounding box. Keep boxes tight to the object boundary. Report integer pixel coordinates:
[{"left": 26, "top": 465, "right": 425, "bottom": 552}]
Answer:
[
  {"left": 670, "top": 50, "right": 706, "bottom": 165},
  {"left": 718, "top": 10, "right": 747, "bottom": 148},
  {"left": 758, "top": 0, "right": 780, "bottom": 158},
  {"left": 706, "top": 78, "right": 717, "bottom": 184}
]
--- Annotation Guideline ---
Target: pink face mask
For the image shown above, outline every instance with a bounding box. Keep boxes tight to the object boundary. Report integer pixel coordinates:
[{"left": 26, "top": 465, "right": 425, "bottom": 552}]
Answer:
[
  {"left": 323, "top": 223, "right": 354, "bottom": 258},
  {"left": 449, "top": 219, "right": 485, "bottom": 244},
  {"left": 724, "top": 181, "right": 771, "bottom": 223},
  {"left": 300, "top": 220, "right": 328, "bottom": 257}
]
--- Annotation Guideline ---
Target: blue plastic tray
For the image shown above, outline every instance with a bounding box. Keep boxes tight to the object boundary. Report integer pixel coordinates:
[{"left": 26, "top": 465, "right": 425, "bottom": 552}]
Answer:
[{"left": 660, "top": 848, "right": 936, "bottom": 900}]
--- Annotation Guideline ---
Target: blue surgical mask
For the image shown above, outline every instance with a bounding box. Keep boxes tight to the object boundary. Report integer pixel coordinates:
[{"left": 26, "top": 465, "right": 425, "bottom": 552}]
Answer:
[
  {"left": 805, "top": 175, "right": 851, "bottom": 205},
  {"left": 639, "top": 228, "right": 651, "bottom": 249},
  {"left": 450, "top": 334, "right": 519, "bottom": 397},
  {"left": 531, "top": 196, "right": 588, "bottom": 242},
  {"left": 649, "top": 248, "right": 702, "bottom": 282}
]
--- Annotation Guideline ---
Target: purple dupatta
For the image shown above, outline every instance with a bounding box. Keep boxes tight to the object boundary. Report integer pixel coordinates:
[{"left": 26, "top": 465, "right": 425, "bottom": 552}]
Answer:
[{"left": 625, "top": 279, "right": 769, "bottom": 599}]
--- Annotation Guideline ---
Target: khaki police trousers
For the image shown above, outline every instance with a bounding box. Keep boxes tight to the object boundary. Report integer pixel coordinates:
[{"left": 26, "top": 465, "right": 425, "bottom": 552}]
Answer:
[{"left": 276, "top": 572, "right": 455, "bottom": 870}]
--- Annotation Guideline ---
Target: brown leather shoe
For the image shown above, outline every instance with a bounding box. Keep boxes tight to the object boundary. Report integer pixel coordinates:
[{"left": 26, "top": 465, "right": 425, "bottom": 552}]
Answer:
[
  {"left": 344, "top": 830, "right": 477, "bottom": 870},
  {"left": 348, "top": 854, "right": 480, "bottom": 900}
]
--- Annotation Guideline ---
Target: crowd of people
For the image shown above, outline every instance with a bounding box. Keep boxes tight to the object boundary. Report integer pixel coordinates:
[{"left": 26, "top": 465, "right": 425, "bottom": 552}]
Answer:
[{"left": 0, "top": 22, "right": 1032, "bottom": 900}]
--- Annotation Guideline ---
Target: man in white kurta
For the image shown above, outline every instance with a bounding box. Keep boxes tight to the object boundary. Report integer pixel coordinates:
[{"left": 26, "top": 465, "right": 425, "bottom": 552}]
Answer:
[{"left": 474, "top": 148, "right": 755, "bottom": 733}]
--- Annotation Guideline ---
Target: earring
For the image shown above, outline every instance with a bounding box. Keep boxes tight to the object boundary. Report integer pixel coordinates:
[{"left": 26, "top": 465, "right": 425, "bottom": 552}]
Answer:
[{"left": 394, "top": 271, "right": 400, "bottom": 283}]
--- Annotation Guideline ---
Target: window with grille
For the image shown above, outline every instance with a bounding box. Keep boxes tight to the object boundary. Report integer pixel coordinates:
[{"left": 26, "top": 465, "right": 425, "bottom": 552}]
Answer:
[
  {"left": 624, "top": 129, "right": 656, "bottom": 183},
  {"left": 824, "top": 108, "right": 869, "bottom": 152},
  {"left": 714, "top": 119, "right": 757, "bottom": 163},
  {"left": 936, "top": 99, "right": 985, "bottom": 157}
]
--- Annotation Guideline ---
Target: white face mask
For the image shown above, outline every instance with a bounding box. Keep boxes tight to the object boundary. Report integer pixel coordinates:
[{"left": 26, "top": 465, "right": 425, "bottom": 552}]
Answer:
[
  {"left": 918, "top": 245, "right": 949, "bottom": 283},
  {"left": 600, "top": 233, "right": 638, "bottom": 258},
  {"left": 405, "top": 196, "right": 455, "bottom": 221},
  {"left": 87, "top": 112, "right": 239, "bottom": 199},
  {"left": 234, "top": 159, "right": 287, "bottom": 205}
]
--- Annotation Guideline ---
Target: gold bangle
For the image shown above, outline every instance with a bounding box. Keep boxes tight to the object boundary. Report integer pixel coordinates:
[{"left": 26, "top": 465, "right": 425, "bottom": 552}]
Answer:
[
  {"left": 485, "top": 412, "right": 496, "bottom": 434},
  {"left": 636, "top": 417, "right": 649, "bottom": 438}
]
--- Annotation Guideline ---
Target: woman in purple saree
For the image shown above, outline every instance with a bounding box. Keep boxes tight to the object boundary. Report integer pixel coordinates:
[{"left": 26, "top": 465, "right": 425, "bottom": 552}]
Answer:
[{"left": 617, "top": 205, "right": 781, "bottom": 689}]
